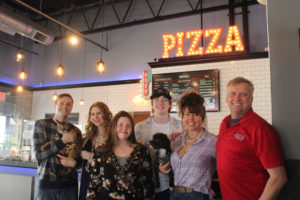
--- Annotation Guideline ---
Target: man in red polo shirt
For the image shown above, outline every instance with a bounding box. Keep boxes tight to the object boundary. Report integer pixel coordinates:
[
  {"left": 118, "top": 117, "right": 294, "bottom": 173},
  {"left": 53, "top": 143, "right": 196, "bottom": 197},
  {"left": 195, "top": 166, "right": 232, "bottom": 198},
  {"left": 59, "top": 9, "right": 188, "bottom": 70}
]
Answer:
[{"left": 216, "top": 77, "right": 287, "bottom": 200}]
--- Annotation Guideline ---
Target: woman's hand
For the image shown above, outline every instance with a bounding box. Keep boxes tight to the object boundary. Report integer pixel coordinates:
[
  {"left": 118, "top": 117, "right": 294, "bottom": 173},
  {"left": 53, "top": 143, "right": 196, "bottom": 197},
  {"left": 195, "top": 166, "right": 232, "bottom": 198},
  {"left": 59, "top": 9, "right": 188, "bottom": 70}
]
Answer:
[
  {"left": 57, "top": 154, "right": 76, "bottom": 168},
  {"left": 159, "top": 162, "right": 171, "bottom": 174},
  {"left": 168, "top": 131, "right": 183, "bottom": 141},
  {"left": 81, "top": 150, "right": 93, "bottom": 161}
]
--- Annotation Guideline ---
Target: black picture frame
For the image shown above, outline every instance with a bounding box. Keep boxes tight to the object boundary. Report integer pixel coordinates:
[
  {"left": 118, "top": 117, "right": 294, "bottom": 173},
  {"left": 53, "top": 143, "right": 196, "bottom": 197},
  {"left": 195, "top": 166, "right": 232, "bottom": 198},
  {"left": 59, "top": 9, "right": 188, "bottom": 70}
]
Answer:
[{"left": 152, "top": 69, "right": 220, "bottom": 112}]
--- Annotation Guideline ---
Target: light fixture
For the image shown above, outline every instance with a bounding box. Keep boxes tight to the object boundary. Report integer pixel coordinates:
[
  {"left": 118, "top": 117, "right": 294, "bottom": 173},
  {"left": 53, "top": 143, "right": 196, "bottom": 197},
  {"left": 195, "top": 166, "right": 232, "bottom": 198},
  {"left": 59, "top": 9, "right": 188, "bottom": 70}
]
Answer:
[
  {"left": 19, "top": 68, "right": 27, "bottom": 81},
  {"left": 16, "top": 50, "right": 25, "bottom": 62},
  {"left": 97, "top": 59, "right": 105, "bottom": 74},
  {"left": 97, "top": 4, "right": 106, "bottom": 74},
  {"left": 53, "top": 92, "right": 58, "bottom": 101},
  {"left": 69, "top": 35, "right": 79, "bottom": 46},
  {"left": 79, "top": 99, "right": 85, "bottom": 106},
  {"left": 17, "top": 84, "right": 23, "bottom": 92},
  {"left": 56, "top": 64, "right": 64, "bottom": 77},
  {"left": 80, "top": 40, "right": 87, "bottom": 106},
  {"left": 132, "top": 95, "right": 149, "bottom": 105}
]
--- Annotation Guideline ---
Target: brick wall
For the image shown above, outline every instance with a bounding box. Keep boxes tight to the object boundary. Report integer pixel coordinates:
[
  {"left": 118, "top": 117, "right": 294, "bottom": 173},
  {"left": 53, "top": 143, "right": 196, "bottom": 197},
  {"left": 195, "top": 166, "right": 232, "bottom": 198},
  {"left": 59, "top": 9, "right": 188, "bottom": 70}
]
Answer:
[{"left": 31, "top": 57, "right": 271, "bottom": 134}]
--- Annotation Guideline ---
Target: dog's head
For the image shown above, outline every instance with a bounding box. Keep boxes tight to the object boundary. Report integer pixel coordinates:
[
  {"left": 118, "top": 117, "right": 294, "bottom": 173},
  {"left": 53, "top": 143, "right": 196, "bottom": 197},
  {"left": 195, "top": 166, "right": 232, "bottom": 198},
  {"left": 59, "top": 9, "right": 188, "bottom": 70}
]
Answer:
[{"left": 149, "top": 133, "right": 171, "bottom": 153}]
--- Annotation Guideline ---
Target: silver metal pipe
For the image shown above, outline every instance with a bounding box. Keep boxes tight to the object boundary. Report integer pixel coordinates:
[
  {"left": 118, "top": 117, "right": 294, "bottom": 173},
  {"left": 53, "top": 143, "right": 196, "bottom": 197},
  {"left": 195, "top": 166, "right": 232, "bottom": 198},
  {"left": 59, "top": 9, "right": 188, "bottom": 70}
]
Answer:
[{"left": 15, "top": 0, "right": 108, "bottom": 51}]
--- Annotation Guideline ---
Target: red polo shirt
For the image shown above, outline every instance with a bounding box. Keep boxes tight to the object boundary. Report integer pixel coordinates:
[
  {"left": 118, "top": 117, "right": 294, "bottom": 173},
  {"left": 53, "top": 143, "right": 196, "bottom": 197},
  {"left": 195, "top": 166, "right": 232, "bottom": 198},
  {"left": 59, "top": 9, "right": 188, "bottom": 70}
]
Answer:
[{"left": 216, "top": 108, "right": 284, "bottom": 200}]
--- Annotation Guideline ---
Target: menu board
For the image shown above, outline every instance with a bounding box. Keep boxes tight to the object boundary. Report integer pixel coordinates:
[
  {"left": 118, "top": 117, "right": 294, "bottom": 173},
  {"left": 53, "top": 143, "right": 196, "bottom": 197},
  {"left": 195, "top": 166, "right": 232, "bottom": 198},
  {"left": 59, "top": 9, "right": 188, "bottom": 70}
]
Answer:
[{"left": 152, "top": 69, "right": 219, "bottom": 112}]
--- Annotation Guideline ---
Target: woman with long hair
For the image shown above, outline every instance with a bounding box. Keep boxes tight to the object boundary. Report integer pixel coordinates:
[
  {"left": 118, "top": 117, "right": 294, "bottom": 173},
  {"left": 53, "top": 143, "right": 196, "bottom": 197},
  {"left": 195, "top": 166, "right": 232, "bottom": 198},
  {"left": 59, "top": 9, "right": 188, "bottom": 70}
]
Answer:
[
  {"left": 79, "top": 101, "right": 112, "bottom": 200},
  {"left": 86, "top": 111, "right": 155, "bottom": 200}
]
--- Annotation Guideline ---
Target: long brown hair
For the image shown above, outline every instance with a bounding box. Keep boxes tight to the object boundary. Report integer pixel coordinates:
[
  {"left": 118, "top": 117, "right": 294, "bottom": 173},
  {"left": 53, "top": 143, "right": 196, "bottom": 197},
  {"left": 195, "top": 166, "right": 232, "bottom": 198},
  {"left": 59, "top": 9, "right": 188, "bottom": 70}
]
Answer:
[
  {"left": 101, "top": 111, "right": 138, "bottom": 153},
  {"left": 83, "top": 102, "right": 112, "bottom": 147}
]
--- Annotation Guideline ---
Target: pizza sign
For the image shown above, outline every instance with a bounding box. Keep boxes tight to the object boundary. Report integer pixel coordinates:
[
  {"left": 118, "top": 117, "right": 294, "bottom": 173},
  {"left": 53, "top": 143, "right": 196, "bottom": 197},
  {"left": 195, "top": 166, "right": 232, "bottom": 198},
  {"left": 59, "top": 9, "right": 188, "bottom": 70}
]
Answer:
[{"left": 162, "top": 25, "right": 244, "bottom": 58}]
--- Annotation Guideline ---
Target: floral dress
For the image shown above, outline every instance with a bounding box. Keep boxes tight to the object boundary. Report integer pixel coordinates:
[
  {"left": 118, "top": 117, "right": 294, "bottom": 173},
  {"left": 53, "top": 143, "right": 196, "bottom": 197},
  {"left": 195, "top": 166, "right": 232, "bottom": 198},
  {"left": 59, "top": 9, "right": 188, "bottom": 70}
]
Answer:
[{"left": 86, "top": 144, "right": 155, "bottom": 200}]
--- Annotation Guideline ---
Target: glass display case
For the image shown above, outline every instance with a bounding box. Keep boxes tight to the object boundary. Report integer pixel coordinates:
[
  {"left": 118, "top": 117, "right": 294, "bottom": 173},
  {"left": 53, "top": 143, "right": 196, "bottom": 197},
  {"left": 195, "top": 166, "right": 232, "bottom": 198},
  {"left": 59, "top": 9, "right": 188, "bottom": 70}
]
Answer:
[{"left": 0, "top": 100, "right": 37, "bottom": 168}]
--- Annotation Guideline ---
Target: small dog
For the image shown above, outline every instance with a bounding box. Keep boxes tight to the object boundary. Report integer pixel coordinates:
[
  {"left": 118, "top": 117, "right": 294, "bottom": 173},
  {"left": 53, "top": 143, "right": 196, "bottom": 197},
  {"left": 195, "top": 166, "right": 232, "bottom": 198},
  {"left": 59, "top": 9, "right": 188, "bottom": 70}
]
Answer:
[{"left": 149, "top": 133, "right": 174, "bottom": 189}]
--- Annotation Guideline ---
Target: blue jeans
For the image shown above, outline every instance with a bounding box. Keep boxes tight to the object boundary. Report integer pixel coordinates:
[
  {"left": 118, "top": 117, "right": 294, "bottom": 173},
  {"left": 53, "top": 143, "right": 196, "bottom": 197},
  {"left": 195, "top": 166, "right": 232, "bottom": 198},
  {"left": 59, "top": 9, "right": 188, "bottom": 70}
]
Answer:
[
  {"left": 170, "top": 190, "right": 209, "bottom": 200},
  {"left": 36, "top": 187, "right": 78, "bottom": 200}
]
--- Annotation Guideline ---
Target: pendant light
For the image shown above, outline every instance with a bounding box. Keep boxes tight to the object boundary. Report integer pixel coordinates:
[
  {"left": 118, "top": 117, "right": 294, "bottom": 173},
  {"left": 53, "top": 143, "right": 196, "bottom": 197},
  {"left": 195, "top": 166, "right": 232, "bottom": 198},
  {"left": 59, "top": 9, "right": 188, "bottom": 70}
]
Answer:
[
  {"left": 56, "top": 64, "right": 64, "bottom": 77},
  {"left": 80, "top": 40, "right": 86, "bottom": 106},
  {"left": 16, "top": 50, "right": 25, "bottom": 62},
  {"left": 19, "top": 68, "right": 27, "bottom": 81},
  {"left": 17, "top": 84, "right": 23, "bottom": 93},
  {"left": 53, "top": 92, "right": 58, "bottom": 101},
  {"left": 56, "top": 28, "right": 65, "bottom": 77},
  {"left": 97, "top": 2, "right": 106, "bottom": 74}
]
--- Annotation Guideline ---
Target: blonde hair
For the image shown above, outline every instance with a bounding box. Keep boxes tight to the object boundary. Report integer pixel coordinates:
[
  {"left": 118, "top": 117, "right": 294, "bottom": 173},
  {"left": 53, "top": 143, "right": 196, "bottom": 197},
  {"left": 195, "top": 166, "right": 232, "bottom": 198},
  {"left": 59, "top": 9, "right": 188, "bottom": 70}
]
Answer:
[{"left": 227, "top": 77, "right": 254, "bottom": 97}]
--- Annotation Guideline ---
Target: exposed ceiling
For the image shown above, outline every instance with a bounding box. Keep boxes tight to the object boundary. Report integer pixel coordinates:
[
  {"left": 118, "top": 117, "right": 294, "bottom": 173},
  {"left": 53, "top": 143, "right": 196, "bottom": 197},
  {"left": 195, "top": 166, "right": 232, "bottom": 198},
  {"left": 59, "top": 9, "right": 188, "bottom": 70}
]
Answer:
[{"left": 1, "top": 0, "right": 259, "bottom": 38}]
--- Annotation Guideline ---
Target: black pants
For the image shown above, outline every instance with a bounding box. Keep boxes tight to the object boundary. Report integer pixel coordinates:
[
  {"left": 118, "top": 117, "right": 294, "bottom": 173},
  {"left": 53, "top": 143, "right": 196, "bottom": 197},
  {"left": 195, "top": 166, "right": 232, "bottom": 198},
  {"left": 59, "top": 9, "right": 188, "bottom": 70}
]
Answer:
[{"left": 155, "top": 189, "right": 170, "bottom": 200}]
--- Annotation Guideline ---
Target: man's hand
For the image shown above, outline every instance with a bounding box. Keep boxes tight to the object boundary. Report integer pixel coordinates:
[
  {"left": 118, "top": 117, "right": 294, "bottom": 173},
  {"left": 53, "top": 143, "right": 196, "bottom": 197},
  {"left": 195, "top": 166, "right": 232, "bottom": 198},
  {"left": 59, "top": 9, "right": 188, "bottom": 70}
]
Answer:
[
  {"left": 81, "top": 150, "right": 93, "bottom": 161},
  {"left": 159, "top": 162, "right": 171, "bottom": 174},
  {"left": 57, "top": 154, "right": 76, "bottom": 168},
  {"left": 61, "top": 129, "right": 75, "bottom": 144}
]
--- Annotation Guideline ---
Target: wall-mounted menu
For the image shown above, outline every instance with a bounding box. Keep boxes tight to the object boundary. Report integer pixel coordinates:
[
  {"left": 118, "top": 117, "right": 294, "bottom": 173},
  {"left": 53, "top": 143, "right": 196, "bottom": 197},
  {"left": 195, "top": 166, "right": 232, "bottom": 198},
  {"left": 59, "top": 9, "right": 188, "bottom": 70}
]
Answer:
[{"left": 152, "top": 69, "right": 219, "bottom": 112}]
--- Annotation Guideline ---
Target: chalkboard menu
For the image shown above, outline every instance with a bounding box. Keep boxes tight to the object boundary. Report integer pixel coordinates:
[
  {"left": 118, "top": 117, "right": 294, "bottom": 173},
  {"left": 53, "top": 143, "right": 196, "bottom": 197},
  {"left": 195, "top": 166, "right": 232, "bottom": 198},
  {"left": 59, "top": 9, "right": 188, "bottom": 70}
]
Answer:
[{"left": 152, "top": 69, "right": 219, "bottom": 112}]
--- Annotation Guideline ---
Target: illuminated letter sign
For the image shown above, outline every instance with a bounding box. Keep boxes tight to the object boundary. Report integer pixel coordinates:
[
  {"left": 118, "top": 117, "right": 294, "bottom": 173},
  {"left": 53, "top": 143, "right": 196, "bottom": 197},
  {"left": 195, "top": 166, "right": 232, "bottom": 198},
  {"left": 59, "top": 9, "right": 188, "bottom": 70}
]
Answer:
[{"left": 162, "top": 25, "right": 244, "bottom": 58}]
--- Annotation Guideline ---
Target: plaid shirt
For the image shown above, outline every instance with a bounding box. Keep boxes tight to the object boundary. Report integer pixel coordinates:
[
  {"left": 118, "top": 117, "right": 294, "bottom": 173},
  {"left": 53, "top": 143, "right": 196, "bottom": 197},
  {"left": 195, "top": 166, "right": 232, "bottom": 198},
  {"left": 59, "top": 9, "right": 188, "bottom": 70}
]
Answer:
[{"left": 33, "top": 118, "right": 82, "bottom": 188}]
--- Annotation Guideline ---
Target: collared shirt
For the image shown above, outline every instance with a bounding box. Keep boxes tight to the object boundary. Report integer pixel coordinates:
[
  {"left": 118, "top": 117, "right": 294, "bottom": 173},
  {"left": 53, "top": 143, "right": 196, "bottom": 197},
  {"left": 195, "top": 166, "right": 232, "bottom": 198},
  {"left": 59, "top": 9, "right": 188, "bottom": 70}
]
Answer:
[
  {"left": 170, "top": 129, "right": 217, "bottom": 194},
  {"left": 216, "top": 108, "right": 285, "bottom": 200}
]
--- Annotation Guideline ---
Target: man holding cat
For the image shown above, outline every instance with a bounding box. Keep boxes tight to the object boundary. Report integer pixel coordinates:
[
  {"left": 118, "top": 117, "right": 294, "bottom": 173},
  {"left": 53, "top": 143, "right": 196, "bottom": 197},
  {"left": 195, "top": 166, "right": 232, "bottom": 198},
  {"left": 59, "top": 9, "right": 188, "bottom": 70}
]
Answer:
[{"left": 33, "top": 93, "right": 82, "bottom": 200}]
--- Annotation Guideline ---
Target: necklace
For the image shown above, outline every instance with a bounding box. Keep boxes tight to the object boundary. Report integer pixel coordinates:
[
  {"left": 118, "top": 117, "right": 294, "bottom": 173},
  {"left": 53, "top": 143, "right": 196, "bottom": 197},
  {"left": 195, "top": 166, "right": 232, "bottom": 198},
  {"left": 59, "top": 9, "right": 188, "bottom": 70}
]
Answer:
[{"left": 186, "top": 129, "right": 204, "bottom": 143}]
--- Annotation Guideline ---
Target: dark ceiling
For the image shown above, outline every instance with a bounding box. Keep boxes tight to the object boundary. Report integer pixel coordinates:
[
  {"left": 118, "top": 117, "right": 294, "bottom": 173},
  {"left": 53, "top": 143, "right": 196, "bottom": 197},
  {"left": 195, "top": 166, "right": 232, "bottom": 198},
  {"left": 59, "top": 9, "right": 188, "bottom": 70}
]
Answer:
[
  {"left": 2, "top": 0, "right": 98, "bottom": 16},
  {"left": 0, "top": 0, "right": 259, "bottom": 40}
]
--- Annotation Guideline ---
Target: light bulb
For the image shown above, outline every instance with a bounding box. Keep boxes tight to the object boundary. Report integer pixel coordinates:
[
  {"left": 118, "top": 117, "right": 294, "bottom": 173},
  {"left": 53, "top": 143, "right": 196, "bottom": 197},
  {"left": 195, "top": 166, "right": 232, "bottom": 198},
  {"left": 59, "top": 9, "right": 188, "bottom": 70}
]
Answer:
[
  {"left": 79, "top": 99, "right": 85, "bottom": 106},
  {"left": 97, "top": 60, "right": 105, "bottom": 74},
  {"left": 16, "top": 51, "right": 25, "bottom": 62},
  {"left": 53, "top": 93, "right": 58, "bottom": 101},
  {"left": 19, "top": 69, "right": 27, "bottom": 81},
  {"left": 17, "top": 84, "right": 23, "bottom": 92},
  {"left": 56, "top": 64, "right": 64, "bottom": 77},
  {"left": 69, "top": 35, "right": 79, "bottom": 46}
]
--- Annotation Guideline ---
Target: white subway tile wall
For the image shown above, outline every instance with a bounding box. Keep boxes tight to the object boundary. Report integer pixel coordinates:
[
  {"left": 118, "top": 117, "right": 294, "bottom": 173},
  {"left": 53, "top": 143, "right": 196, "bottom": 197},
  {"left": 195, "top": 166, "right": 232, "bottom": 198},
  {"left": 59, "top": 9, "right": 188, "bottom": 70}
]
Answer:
[{"left": 31, "top": 58, "right": 271, "bottom": 135}]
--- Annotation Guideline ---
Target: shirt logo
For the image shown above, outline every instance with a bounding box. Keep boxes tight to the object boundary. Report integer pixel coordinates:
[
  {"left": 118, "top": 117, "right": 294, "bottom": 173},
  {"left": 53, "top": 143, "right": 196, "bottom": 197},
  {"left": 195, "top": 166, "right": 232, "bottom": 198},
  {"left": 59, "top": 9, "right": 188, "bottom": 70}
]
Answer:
[{"left": 234, "top": 132, "right": 244, "bottom": 141}]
